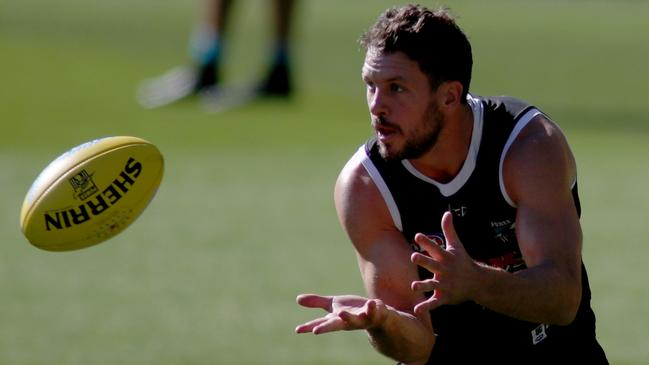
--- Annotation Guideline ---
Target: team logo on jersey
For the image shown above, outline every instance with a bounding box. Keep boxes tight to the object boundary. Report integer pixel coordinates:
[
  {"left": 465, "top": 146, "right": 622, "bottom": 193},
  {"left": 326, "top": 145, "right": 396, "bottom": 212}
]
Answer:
[
  {"left": 490, "top": 219, "right": 515, "bottom": 244},
  {"left": 482, "top": 251, "right": 526, "bottom": 273},
  {"left": 531, "top": 324, "right": 549, "bottom": 345}
]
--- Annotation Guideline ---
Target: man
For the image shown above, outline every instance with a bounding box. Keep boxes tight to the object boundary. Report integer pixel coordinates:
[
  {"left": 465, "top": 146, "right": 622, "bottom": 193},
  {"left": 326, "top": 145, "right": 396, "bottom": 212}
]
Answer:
[
  {"left": 138, "top": 0, "right": 295, "bottom": 109},
  {"left": 296, "top": 5, "right": 607, "bottom": 364}
]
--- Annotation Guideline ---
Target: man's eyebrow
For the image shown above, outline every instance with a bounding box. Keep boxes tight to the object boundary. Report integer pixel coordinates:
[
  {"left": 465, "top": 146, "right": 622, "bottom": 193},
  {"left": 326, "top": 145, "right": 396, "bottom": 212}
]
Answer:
[
  {"left": 384, "top": 76, "right": 407, "bottom": 82},
  {"left": 362, "top": 73, "right": 407, "bottom": 83}
]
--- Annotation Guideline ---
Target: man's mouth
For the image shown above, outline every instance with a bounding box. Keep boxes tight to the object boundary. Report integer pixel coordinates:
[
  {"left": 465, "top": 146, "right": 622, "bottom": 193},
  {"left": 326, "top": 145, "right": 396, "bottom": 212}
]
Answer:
[
  {"left": 372, "top": 117, "right": 400, "bottom": 142},
  {"left": 376, "top": 128, "right": 396, "bottom": 142}
]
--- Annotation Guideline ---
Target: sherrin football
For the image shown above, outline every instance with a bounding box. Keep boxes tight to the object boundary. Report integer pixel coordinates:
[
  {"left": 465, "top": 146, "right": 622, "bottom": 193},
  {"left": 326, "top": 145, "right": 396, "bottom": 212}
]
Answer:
[{"left": 20, "top": 136, "right": 164, "bottom": 251}]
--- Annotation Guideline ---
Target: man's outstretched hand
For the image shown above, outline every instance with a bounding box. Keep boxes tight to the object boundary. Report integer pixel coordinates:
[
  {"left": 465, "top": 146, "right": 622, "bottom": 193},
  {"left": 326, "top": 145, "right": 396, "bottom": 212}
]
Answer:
[{"left": 295, "top": 294, "right": 388, "bottom": 335}]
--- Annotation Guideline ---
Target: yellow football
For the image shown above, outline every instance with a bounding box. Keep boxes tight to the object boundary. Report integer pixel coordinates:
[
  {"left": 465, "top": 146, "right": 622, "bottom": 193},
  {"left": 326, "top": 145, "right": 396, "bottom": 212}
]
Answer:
[{"left": 20, "top": 136, "right": 164, "bottom": 251}]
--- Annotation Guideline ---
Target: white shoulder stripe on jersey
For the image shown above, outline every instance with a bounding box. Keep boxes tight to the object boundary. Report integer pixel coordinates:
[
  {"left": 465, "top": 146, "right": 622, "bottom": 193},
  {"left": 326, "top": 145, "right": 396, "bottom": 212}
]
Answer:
[
  {"left": 499, "top": 110, "right": 579, "bottom": 208},
  {"left": 353, "top": 146, "right": 403, "bottom": 232},
  {"left": 498, "top": 109, "right": 541, "bottom": 207}
]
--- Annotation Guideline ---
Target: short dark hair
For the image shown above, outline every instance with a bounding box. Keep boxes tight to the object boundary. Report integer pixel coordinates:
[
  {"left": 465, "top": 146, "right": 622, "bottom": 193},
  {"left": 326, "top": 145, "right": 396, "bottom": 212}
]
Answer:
[{"left": 360, "top": 4, "right": 473, "bottom": 103}]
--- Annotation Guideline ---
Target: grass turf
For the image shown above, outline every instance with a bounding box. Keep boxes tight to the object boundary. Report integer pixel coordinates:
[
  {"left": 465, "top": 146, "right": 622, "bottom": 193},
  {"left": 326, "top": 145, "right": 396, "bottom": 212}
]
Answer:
[{"left": 1, "top": 0, "right": 648, "bottom": 364}]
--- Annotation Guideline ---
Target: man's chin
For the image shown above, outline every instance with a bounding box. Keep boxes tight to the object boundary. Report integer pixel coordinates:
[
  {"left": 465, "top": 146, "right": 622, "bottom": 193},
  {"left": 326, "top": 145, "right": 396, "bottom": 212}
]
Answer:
[
  {"left": 378, "top": 142, "right": 403, "bottom": 162},
  {"left": 379, "top": 140, "right": 431, "bottom": 162}
]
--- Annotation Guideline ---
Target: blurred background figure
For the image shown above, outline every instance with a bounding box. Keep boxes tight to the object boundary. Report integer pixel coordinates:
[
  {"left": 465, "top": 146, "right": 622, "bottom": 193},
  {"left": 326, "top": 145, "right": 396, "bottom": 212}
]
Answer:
[{"left": 138, "top": 0, "right": 296, "bottom": 109}]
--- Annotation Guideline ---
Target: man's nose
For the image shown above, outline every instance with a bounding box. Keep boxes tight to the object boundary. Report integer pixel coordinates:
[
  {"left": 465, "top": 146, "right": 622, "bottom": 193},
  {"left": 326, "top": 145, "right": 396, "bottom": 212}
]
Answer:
[{"left": 369, "top": 89, "right": 388, "bottom": 117}]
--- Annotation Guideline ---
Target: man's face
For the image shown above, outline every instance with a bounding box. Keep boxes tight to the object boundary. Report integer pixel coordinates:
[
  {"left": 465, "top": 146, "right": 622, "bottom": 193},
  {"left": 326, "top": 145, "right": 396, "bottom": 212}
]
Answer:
[{"left": 362, "top": 49, "right": 443, "bottom": 161}]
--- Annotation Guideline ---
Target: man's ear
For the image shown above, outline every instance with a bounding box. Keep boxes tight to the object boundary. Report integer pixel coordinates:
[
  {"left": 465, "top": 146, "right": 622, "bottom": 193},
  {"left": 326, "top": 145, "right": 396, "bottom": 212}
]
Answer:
[{"left": 438, "top": 81, "right": 464, "bottom": 108}]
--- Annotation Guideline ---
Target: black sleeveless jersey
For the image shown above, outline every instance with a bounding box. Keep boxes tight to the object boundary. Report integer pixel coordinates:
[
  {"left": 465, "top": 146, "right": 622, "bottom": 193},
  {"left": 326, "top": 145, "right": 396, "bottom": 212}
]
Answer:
[{"left": 356, "top": 95, "right": 607, "bottom": 363}]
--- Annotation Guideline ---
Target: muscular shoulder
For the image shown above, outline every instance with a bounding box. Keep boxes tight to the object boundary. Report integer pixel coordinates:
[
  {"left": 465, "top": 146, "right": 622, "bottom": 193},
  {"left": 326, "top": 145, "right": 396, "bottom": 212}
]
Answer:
[
  {"left": 334, "top": 153, "right": 396, "bottom": 243},
  {"left": 502, "top": 114, "right": 577, "bottom": 207}
]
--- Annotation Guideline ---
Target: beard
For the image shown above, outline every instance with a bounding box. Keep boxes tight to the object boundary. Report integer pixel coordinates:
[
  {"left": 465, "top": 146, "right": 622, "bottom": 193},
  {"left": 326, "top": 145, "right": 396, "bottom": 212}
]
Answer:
[{"left": 378, "top": 100, "right": 443, "bottom": 162}]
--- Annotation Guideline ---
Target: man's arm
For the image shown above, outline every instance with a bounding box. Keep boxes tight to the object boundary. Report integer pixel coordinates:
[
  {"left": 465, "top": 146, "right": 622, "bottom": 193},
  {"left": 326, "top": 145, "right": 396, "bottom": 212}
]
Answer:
[
  {"left": 296, "top": 154, "right": 434, "bottom": 364},
  {"left": 336, "top": 155, "right": 435, "bottom": 362},
  {"left": 411, "top": 115, "right": 583, "bottom": 325}
]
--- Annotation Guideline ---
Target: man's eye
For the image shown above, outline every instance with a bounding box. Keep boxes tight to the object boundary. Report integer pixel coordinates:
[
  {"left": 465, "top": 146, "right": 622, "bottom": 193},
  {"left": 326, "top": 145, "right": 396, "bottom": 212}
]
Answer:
[{"left": 390, "top": 84, "right": 404, "bottom": 92}]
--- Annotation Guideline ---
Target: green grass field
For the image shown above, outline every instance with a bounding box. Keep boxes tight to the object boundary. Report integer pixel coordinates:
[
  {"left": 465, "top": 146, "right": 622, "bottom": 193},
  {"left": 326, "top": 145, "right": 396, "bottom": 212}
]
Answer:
[{"left": 1, "top": 0, "right": 648, "bottom": 363}]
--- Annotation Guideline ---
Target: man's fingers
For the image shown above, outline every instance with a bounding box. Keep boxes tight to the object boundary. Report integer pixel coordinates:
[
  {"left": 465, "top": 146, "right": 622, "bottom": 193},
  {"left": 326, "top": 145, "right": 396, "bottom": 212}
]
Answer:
[
  {"left": 298, "top": 300, "right": 382, "bottom": 334},
  {"left": 296, "top": 313, "right": 352, "bottom": 335},
  {"left": 338, "top": 299, "right": 375, "bottom": 328},
  {"left": 411, "top": 251, "right": 441, "bottom": 272},
  {"left": 366, "top": 299, "right": 377, "bottom": 318},
  {"left": 312, "top": 316, "right": 349, "bottom": 335},
  {"left": 414, "top": 296, "right": 443, "bottom": 315},
  {"left": 295, "top": 317, "right": 330, "bottom": 334},
  {"left": 414, "top": 233, "right": 446, "bottom": 260},
  {"left": 441, "top": 211, "right": 460, "bottom": 249},
  {"left": 338, "top": 309, "right": 365, "bottom": 327},
  {"left": 296, "top": 294, "right": 334, "bottom": 312},
  {"left": 411, "top": 278, "right": 438, "bottom": 292}
]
